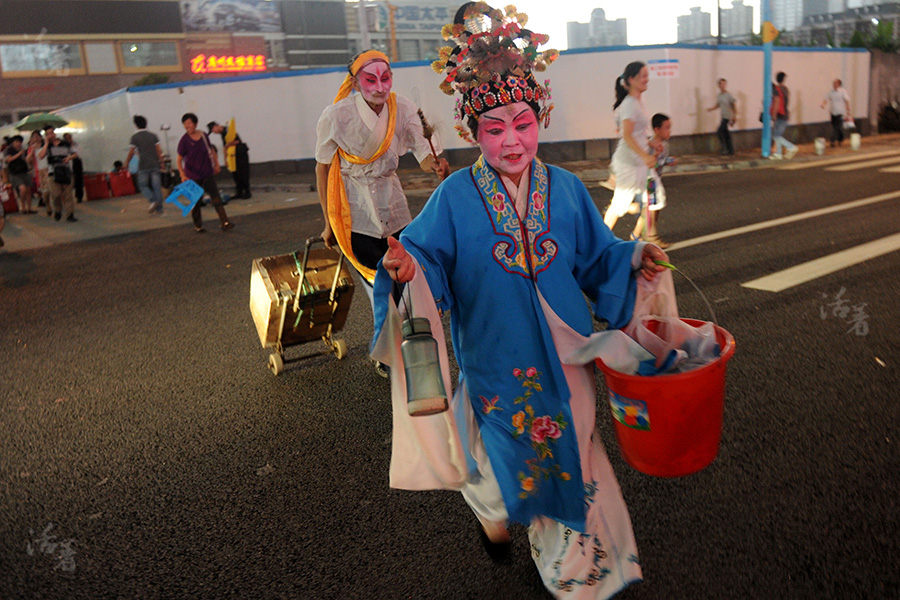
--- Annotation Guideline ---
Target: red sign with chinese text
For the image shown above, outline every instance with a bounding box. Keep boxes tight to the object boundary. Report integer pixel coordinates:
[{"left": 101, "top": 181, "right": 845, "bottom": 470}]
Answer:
[{"left": 190, "top": 54, "right": 266, "bottom": 74}]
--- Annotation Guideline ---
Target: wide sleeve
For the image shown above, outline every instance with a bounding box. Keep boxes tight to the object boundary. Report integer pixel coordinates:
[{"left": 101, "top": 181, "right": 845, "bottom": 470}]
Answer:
[
  {"left": 372, "top": 181, "right": 459, "bottom": 343},
  {"left": 569, "top": 176, "right": 639, "bottom": 329},
  {"left": 397, "top": 96, "right": 439, "bottom": 164},
  {"left": 314, "top": 106, "right": 339, "bottom": 164}
]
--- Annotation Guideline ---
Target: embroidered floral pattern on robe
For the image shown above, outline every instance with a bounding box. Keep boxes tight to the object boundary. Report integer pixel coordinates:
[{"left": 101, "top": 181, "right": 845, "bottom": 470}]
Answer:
[
  {"left": 471, "top": 156, "right": 557, "bottom": 278},
  {"left": 481, "top": 367, "right": 573, "bottom": 501}
]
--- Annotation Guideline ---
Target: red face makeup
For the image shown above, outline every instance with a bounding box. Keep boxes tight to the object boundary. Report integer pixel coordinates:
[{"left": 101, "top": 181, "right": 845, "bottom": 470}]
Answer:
[
  {"left": 476, "top": 102, "right": 539, "bottom": 185},
  {"left": 356, "top": 60, "right": 392, "bottom": 109}
]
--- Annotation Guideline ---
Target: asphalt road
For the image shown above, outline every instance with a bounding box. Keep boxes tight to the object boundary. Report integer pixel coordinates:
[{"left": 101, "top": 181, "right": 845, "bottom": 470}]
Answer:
[{"left": 1, "top": 154, "right": 898, "bottom": 599}]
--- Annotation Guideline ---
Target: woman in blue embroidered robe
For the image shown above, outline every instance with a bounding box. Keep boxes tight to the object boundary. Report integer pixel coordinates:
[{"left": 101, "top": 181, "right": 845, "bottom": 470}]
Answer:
[{"left": 373, "top": 100, "right": 668, "bottom": 597}]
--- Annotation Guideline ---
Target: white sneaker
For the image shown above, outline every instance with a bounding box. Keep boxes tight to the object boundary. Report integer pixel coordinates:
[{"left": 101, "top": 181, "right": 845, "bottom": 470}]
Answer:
[
  {"left": 768, "top": 154, "right": 783, "bottom": 160},
  {"left": 785, "top": 147, "right": 798, "bottom": 159}
]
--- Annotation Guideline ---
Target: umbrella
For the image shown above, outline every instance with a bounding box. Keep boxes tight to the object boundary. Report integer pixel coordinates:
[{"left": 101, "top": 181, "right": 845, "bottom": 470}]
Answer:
[{"left": 15, "top": 112, "right": 68, "bottom": 131}]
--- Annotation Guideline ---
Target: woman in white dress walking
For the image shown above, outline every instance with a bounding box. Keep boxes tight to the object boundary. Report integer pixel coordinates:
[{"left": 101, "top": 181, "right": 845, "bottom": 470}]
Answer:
[{"left": 604, "top": 62, "right": 658, "bottom": 233}]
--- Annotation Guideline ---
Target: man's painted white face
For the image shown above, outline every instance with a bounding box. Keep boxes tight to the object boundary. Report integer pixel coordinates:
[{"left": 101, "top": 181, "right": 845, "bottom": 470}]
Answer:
[{"left": 356, "top": 61, "right": 392, "bottom": 107}]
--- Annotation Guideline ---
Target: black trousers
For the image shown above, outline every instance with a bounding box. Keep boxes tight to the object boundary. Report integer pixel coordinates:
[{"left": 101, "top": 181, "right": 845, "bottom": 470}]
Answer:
[
  {"left": 230, "top": 143, "right": 250, "bottom": 195},
  {"left": 350, "top": 230, "right": 403, "bottom": 271},
  {"left": 72, "top": 157, "right": 84, "bottom": 201},
  {"left": 830, "top": 114, "right": 845, "bottom": 144},
  {"left": 717, "top": 119, "right": 734, "bottom": 154},
  {"left": 190, "top": 176, "right": 226, "bottom": 228}
]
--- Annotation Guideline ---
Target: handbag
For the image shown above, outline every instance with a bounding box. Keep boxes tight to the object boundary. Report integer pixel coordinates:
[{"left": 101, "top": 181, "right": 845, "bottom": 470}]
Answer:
[
  {"left": 52, "top": 164, "right": 71, "bottom": 185},
  {"left": 201, "top": 133, "right": 221, "bottom": 175}
]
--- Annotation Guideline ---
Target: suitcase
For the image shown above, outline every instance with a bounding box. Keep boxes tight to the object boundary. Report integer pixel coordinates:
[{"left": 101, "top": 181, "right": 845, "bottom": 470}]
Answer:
[{"left": 249, "top": 238, "right": 355, "bottom": 375}]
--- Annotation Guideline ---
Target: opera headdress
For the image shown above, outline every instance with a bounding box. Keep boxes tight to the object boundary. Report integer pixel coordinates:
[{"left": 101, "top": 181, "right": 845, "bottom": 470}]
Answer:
[{"left": 431, "top": 2, "right": 559, "bottom": 142}]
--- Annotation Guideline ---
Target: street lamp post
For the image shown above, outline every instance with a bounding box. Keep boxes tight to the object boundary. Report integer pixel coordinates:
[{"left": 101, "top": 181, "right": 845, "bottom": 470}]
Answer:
[
  {"left": 357, "top": 1, "right": 371, "bottom": 50},
  {"left": 717, "top": 0, "right": 722, "bottom": 45}
]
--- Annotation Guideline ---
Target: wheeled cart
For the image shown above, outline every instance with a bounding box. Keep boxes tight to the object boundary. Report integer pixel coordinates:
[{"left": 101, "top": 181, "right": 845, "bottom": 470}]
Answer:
[{"left": 249, "top": 238, "right": 355, "bottom": 375}]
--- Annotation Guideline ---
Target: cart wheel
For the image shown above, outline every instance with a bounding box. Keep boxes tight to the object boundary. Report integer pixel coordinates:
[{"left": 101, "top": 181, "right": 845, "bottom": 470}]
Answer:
[
  {"left": 268, "top": 353, "right": 284, "bottom": 375},
  {"left": 333, "top": 338, "right": 348, "bottom": 360}
]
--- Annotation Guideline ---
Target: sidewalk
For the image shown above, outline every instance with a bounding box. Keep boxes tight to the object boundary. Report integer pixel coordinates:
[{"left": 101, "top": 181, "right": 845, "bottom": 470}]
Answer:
[{"left": 2, "top": 133, "right": 897, "bottom": 253}]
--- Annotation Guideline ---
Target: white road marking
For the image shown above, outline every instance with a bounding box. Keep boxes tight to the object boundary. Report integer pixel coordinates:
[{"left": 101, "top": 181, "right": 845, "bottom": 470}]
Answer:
[
  {"left": 666, "top": 191, "right": 900, "bottom": 252},
  {"left": 741, "top": 233, "right": 900, "bottom": 292},
  {"left": 880, "top": 165, "right": 900, "bottom": 173},
  {"left": 826, "top": 156, "right": 900, "bottom": 171},
  {"left": 776, "top": 149, "right": 900, "bottom": 170}
]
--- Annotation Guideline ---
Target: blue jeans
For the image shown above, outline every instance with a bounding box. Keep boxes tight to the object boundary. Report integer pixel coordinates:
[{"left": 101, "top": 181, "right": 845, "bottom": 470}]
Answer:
[
  {"left": 772, "top": 118, "right": 797, "bottom": 156},
  {"left": 137, "top": 169, "right": 163, "bottom": 207}
]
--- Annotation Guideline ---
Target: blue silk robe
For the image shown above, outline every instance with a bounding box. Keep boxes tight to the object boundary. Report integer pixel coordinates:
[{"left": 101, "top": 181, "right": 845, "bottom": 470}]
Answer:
[{"left": 374, "top": 157, "right": 639, "bottom": 531}]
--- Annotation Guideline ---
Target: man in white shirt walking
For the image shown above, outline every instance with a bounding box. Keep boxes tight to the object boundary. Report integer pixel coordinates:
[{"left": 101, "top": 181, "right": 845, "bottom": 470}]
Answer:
[{"left": 821, "top": 78, "right": 852, "bottom": 147}]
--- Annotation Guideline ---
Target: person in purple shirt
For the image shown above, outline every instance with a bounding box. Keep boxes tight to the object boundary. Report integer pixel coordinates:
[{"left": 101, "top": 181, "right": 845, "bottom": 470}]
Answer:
[{"left": 176, "top": 112, "right": 234, "bottom": 233}]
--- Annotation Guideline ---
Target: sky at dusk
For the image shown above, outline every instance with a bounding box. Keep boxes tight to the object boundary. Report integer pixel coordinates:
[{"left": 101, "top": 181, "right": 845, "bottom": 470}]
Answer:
[{"left": 443, "top": 1, "right": 763, "bottom": 49}]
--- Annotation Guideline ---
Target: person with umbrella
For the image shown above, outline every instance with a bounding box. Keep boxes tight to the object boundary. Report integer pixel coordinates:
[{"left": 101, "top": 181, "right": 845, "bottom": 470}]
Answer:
[{"left": 38, "top": 126, "right": 79, "bottom": 222}]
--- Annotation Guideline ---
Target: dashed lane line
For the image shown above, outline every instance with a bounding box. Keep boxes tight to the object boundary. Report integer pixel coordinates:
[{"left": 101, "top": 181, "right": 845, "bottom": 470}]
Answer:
[
  {"left": 826, "top": 156, "right": 900, "bottom": 172},
  {"left": 776, "top": 149, "right": 900, "bottom": 170},
  {"left": 666, "top": 191, "right": 900, "bottom": 252},
  {"left": 740, "top": 233, "right": 900, "bottom": 292}
]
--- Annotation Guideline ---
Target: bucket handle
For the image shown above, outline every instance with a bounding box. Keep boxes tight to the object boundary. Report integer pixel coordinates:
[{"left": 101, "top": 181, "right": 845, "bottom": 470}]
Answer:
[{"left": 654, "top": 261, "right": 718, "bottom": 326}]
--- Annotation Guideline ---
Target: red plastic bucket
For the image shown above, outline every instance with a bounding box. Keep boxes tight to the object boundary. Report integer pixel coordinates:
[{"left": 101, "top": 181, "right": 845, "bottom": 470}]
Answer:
[{"left": 595, "top": 318, "right": 736, "bottom": 477}]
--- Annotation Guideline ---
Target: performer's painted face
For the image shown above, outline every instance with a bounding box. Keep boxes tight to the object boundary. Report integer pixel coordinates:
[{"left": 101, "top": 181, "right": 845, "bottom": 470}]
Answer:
[
  {"left": 356, "top": 60, "right": 392, "bottom": 108},
  {"left": 477, "top": 102, "right": 539, "bottom": 184}
]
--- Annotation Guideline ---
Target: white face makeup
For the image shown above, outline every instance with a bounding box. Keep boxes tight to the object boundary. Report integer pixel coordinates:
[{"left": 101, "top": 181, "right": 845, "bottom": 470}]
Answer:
[
  {"left": 356, "top": 60, "right": 393, "bottom": 109},
  {"left": 477, "top": 102, "right": 539, "bottom": 184}
]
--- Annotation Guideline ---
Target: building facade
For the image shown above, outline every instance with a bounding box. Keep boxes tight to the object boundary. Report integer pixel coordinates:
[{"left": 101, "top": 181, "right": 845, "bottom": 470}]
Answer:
[
  {"left": 789, "top": 1, "right": 900, "bottom": 45},
  {"left": 344, "top": 1, "right": 459, "bottom": 63},
  {"left": 721, "top": 0, "right": 755, "bottom": 38},
  {"left": 566, "top": 8, "right": 627, "bottom": 49},
  {"left": 678, "top": 7, "right": 713, "bottom": 42},
  {"left": 0, "top": 0, "right": 351, "bottom": 126}
]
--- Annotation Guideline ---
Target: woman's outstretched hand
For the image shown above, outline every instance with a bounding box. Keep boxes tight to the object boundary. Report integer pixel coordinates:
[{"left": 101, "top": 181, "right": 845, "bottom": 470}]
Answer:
[
  {"left": 383, "top": 236, "right": 415, "bottom": 283},
  {"left": 639, "top": 243, "right": 669, "bottom": 281}
]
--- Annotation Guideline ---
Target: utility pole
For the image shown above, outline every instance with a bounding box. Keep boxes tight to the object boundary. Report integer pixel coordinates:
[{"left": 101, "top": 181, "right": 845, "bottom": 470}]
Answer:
[
  {"left": 357, "top": 1, "right": 371, "bottom": 50},
  {"left": 717, "top": 0, "right": 722, "bottom": 45},
  {"left": 761, "top": 0, "right": 778, "bottom": 158},
  {"left": 387, "top": 2, "right": 398, "bottom": 62}
]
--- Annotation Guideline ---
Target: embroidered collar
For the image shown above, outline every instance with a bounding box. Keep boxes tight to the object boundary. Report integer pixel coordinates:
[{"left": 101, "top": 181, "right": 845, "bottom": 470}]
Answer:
[{"left": 471, "top": 156, "right": 556, "bottom": 279}]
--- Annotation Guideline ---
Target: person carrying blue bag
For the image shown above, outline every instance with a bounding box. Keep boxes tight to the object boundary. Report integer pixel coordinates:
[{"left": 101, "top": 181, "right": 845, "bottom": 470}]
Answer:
[{"left": 175, "top": 112, "right": 234, "bottom": 233}]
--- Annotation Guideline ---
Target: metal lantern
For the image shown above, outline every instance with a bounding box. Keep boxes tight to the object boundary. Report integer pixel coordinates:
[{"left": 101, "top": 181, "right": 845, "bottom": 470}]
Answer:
[{"left": 400, "top": 317, "right": 448, "bottom": 417}]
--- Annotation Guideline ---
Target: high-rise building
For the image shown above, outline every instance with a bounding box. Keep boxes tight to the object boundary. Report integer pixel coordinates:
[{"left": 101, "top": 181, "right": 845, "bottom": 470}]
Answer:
[
  {"left": 567, "top": 21, "right": 592, "bottom": 49},
  {"left": 567, "top": 8, "right": 627, "bottom": 48},
  {"left": 772, "top": 0, "right": 804, "bottom": 31},
  {"left": 804, "top": 0, "right": 831, "bottom": 19},
  {"left": 720, "top": 0, "right": 754, "bottom": 38},
  {"left": 345, "top": 1, "right": 459, "bottom": 62},
  {"left": 678, "top": 7, "right": 712, "bottom": 42}
]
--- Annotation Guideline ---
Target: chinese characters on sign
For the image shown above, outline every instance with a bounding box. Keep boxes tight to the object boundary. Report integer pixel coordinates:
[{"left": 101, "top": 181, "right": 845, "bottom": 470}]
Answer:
[
  {"left": 190, "top": 54, "right": 266, "bottom": 74},
  {"left": 648, "top": 58, "right": 680, "bottom": 79},
  {"left": 819, "top": 287, "right": 869, "bottom": 336}
]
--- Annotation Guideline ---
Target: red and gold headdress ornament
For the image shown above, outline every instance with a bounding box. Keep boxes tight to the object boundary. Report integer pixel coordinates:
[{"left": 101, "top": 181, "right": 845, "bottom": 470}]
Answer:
[{"left": 431, "top": 3, "right": 559, "bottom": 142}]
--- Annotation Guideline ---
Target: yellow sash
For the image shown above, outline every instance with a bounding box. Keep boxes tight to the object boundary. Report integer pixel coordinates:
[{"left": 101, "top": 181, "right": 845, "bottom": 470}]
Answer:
[
  {"left": 327, "top": 92, "right": 397, "bottom": 283},
  {"left": 225, "top": 117, "right": 237, "bottom": 172}
]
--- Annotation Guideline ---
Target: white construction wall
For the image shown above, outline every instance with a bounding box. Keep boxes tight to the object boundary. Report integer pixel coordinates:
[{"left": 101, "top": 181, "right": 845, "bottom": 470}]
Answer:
[{"left": 7, "top": 45, "right": 869, "bottom": 174}]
